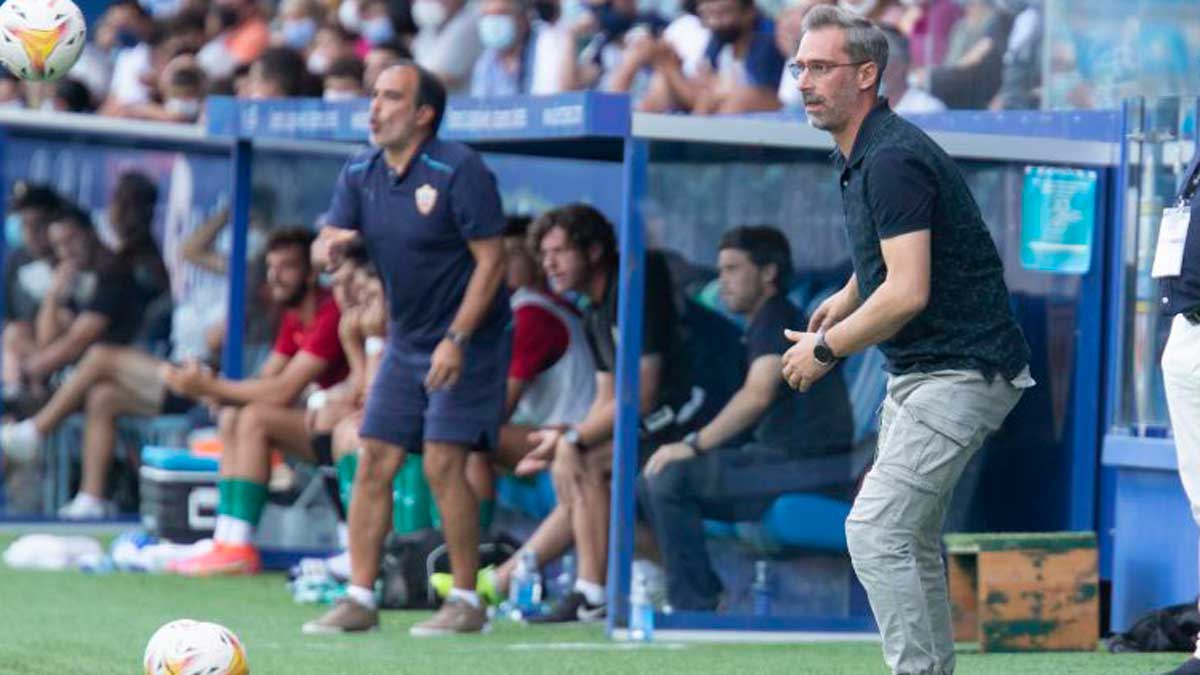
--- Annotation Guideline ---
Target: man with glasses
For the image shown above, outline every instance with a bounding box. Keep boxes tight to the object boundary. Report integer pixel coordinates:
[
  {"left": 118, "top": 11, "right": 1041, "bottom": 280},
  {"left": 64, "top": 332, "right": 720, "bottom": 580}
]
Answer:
[{"left": 780, "top": 7, "right": 1032, "bottom": 674}]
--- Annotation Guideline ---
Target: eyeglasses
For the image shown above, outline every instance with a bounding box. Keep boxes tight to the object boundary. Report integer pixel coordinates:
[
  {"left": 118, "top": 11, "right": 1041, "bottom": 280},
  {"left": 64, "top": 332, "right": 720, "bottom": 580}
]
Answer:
[{"left": 787, "top": 60, "right": 869, "bottom": 80}]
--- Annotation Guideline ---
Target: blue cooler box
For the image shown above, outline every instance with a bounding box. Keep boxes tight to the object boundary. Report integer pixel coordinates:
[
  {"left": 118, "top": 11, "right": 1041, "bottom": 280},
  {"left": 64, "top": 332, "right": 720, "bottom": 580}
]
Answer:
[{"left": 139, "top": 446, "right": 219, "bottom": 543}]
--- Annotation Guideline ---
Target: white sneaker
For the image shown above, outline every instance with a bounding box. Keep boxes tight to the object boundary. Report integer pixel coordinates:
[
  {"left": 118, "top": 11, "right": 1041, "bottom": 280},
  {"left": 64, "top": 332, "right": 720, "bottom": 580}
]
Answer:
[
  {"left": 1, "top": 420, "right": 41, "bottom": 464},
  {"left": 57, "top": 493, "right": 115, "bottom": 520}
]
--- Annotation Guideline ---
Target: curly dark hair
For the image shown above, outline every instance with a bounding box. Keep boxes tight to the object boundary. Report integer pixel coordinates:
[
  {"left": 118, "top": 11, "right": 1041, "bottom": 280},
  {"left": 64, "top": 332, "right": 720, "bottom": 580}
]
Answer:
[{"left": 527, "top": 203, "right": 617, "bottom": 270}]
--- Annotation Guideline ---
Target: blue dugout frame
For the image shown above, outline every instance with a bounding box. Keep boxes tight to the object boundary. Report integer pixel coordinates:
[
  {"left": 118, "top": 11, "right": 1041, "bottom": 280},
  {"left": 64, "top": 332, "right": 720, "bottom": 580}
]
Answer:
[{"left": 0, "top": 94, "right": 1127, "bottom": 636}]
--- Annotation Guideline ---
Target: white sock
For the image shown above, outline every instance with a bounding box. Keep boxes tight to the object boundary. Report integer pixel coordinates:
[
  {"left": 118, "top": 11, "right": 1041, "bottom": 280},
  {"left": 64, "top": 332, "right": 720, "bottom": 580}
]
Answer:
[
  {"left": 215, "top": 515, "right": 253, "bottom": 545},
  {"left": 337, "top": 522, "right": 349, "bottom": 548},
  {"left": 575, "top": 579, "right": 606, "bottom": 606},
  {"left": 346, "top": 584, "right": 378, "bottom": 611},
  {"left": 449, "top": 587, "right": 481, "bottom": 609}
]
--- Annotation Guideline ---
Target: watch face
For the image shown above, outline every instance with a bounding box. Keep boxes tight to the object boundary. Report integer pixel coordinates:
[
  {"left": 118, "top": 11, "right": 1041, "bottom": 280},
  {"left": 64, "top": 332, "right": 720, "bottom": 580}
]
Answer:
[{"left": 814, "top": 344, "right": 835, "bottom": 364}]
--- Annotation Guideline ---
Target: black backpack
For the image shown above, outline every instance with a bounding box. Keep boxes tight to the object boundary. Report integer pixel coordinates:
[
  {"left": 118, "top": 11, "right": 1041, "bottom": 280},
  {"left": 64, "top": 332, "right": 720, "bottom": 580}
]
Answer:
[
  {"left": 377, "top": 530, "right": 520, "bottom": 610},
  {"left": 1109, "top": 602, "right": 1200, "bottom": 653}
]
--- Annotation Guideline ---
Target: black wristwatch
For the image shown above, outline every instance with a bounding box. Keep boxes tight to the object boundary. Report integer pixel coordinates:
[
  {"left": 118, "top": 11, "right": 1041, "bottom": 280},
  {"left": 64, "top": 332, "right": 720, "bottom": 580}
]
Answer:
[
  {"left": 682, "top": 431, "right": 703, "bottom": 453},
  {"left": 445, "top": 329, "right": 470, "bottom": 347},
  {"left": 814, "top": 331, "right": 838, "bottom": 366}
]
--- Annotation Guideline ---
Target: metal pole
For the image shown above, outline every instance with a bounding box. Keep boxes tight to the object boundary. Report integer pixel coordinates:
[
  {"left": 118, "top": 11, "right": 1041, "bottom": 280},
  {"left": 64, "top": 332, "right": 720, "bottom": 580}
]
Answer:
[{"left": 221, "top": 139, "right": 252, "bottom": 380}]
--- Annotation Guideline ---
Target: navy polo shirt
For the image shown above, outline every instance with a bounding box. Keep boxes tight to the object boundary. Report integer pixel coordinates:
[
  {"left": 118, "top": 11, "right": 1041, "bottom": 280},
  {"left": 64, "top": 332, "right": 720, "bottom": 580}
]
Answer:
[
  {"left": 1160, "top": 155, "right": 1200, "bottom": 316},
  {"left": 326, "top": 137, "right": 510, "bottom": 349}
]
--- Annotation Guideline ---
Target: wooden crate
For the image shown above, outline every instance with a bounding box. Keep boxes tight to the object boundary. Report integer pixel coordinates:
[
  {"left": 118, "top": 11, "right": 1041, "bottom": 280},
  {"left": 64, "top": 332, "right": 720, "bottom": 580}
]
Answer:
[{"left": 943, "top": 531, "right": 1099, "bottom": 652}]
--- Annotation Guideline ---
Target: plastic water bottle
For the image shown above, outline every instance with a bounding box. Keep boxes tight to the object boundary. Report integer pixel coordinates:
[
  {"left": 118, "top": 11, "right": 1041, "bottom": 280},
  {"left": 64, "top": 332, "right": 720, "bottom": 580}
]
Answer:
[
  {"left": 752, "top": 560, "right": 772, "bottom": 616},
  {"left": 554, "top": 553, "right": 576, "bottom": 599},
  {"left": 629, "top": 565, "right": 654, "bottom": 642},
  {"left": 508, "top": 549, "right": 543, "bottom": 620}
]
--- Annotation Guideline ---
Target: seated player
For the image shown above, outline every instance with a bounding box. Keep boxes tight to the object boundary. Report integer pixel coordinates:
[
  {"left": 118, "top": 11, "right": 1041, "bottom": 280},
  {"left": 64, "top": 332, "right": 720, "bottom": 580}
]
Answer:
[
  {"left": 165, "top": 227, "right": 350, "bottom": 575},
  {"left": 1, "top": 228, "right": 343, "bottom": 521},
  {"left": 638, "top": 226, "right": 854, "bottom": 611}
]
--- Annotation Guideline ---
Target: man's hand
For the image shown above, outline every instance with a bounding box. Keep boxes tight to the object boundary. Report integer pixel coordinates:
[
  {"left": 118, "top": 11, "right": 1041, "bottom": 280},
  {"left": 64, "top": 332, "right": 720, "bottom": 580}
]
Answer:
[
  {"left": 312, "top": 226, "right": 359, "bottom": 269},
  {"left": 161, "top": 359, "right": 213, "bottom": 398},
  {"left": 808, "top": 289, "right": 858, "bottom": 333},
  {"left": 49, "top": 262, "right": 79, "bottom": 301},
  {"left": 515, "top": 428, "right": 563, "bottom": 476},
  {"left": 643, "top": 442, "right": 696, "bottom": 476},
  {"left": 424, "top": 338, "right": 464, "bottom": 391},
  {"left": 781, "top": 330, "right": 834, "bottom": 392}
]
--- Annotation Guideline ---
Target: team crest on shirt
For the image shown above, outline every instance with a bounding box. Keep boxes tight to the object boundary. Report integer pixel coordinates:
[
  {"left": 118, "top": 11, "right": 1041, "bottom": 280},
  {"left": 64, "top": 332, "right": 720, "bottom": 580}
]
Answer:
[{"left": 415, "top": 183, "right": 438, "bottom": 215}]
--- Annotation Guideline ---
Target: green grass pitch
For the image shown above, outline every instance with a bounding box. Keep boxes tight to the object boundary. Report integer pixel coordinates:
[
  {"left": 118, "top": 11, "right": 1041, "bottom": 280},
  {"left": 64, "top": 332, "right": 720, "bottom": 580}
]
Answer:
[{"left": 0, "top": 540, "right": 1184, "bottom": 674}]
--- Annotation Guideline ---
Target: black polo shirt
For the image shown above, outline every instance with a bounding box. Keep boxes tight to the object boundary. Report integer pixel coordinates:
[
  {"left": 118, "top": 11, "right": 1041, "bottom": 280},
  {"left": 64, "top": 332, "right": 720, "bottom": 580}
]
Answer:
[
  {"left": 833, "top": 100, "right": 1030, "bottom": 381},
  {"left": 1160, "top": 155, "right": 1200, "bottom": 316},
  {"left": 327, "top": 137, "right": 510, "bottom": 349}
]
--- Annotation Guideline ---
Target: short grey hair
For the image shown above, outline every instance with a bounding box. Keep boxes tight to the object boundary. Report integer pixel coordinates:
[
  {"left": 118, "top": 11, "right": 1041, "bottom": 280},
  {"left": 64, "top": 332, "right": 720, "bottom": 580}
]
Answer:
[{"left": 800, "top": 5, "right": 889, "bottom": 90}]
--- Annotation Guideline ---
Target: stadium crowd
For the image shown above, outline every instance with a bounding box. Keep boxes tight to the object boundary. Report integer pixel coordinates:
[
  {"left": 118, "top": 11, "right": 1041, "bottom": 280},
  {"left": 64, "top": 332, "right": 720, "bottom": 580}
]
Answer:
[{"left": 0, "top": 0, "right": 1044, "bottom": 117}]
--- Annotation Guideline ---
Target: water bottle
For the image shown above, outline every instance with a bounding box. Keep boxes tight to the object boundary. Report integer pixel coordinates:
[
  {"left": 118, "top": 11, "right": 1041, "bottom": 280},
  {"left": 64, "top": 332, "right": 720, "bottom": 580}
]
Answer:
[
  {"left": 508, "top": 549, "right": 543, "bottom": 620},
  {"left": 554, "top": 553, "right": 576, "bottom": 599},
  {"left": 629, "top": 565, "right": 654, "bottom": 642},
  {"left": 752, "top": 559, "right": 772, "bottom": 616}
]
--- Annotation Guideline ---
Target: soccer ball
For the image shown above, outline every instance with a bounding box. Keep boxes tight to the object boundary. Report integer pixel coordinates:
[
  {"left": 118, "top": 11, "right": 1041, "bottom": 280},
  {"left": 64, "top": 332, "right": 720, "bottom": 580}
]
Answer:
[
  {"left": 143, "top": 619, "right": 249, "bottom": 675},
  {"left": 0, "top": 0, "right": 86, "bottom": 81}
]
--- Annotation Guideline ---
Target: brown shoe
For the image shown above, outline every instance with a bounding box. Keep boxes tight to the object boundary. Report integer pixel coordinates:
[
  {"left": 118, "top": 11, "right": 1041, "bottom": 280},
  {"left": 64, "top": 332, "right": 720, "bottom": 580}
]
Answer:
[
  {"left": 301, "top": 598, "right": 380, "bottom": 634},
  {"left": 409, "top": 597, "right": 490, "bottom": 637}
]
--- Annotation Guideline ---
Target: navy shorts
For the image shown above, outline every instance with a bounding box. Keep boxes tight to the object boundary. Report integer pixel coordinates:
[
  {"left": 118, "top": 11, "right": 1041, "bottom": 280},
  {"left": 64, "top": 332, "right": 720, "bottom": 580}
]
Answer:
[{"left": 360, "top": 333, "right": 510, "bottom": 454}]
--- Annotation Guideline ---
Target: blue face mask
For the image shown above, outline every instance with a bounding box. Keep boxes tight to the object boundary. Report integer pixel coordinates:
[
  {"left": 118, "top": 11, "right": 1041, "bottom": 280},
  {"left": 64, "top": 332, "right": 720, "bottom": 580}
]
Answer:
[
  {"left": 478, "top": 14, "right": 518, "bottom": 50},
  {"left": 116, "top": 29, "right": 142, "bottom": 48},
  {"left": 5, "top": 213, "right": 22, "bottom": 249},
  {"left": 281, "top": 18, "right": 317, "bottom": 49},
  {"left": 591, "top": 2, "right": 634, "bottom": 37},
  {"left": 362, "top": 17, "right": 395, "bottom": 44}
]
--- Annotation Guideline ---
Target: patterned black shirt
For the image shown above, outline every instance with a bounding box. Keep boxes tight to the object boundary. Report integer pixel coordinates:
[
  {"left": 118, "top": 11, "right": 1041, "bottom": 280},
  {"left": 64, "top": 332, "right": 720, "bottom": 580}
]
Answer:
[{"left": 833, "top": 100, "right": 1030, "bottom": 381}]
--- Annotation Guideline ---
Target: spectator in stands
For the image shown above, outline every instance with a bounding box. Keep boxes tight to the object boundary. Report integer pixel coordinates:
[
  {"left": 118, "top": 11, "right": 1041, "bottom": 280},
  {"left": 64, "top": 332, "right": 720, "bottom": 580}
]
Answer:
[
  {"left": 411, "top": 0, "right": 485, "bottom": 93},
  {"left": 470, "top": 0, "right": 566, "bottom": 98},
  {"left": 839, "top": 0, "right": 904, "bottom": 24},
  {"left": 896, "top": 0, "right": 961, "bottom": 69},
  {"left": 99, "top": 7, "right": 208, "bottom": 119},
  {"left": 913, "top": 0, "right": 1011, "bottom": 109},
  {"left": 159, "top": 56, "right": 209, "bottom": 122},
  {"left": 357, "top": 0, "right": 403, "bottom": 46},
  {"left": 429, "top": 215, "right": 597, "bottom": 604},
  {"left": 307, "top": 24, "right": 359, "bottom": 78},
  {"left": 517, "top": 204, "right": 709, "bottom": 623},
  {"left": 880, "top": 25, "right": 944, "bottom": 113},
  {"left": 2, "top": 183, "right": 63, "bottom": 407},
  {"left": 990, "top": 0, "right": 1040, "bottom": 110},
  {"left": 636, "top": 0, "right": 783, "bottom": 114},
  {"left": 558, "top": 0, "right": 665, "bottom": 95},
  {"left": 46, "top": 79, "right": 95, "bottom": 113},
  {"left": 324, "top": 57, "right": 366, "bottom": 100},
  {"left": 273, "top": 0, "right": 325, "bottom": 54},
  {"left": 0, "top": 71, "right": 24, "bottom": 109},
  {"left": 244, "top": 46, "right": 314, "bottom": 98},
  {"left": 776, "top": 0, "right": 833, "bottom": 109},
  {"left": 364, "top": 41, "right": 412, "bottom": 90},
  {"left": 197, "top": 0, "right": 271, "bottom": 80},
  {"left": 639, "top": 226, "right": 854, "bottom": 611}
]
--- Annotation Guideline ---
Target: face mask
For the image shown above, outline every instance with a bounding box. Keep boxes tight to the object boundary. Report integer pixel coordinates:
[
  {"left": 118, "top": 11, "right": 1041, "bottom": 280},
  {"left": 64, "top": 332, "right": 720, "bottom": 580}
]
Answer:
[
  {"left": 838, "top": 0, "right": 877, "bottom": 15},
  {"left": 323, "top": 88, "right": 358, "bottom": 101},
  {"left": 165, "top": 97, "right": 201, "bottom": 119},
  {"left": 534, "top": 0, "right": 559, "bottom": 22},
  {"left": 140, "top": 0, "right": 181, "bottom": 19},
  {"left": 5, "top": 213, "right": 22, "bottom": 248},
  {"left": 362, "top": 16, "right": 395, "bottom": 44},
  {"left": 561, "top": 0, "right": 588, "bottom": 23},
  {"left": 215, "top": 5, "right": 241, "bottom": 29},
  {"left": 711, "top": 25, "right": 741, "bottom": 44},
  {"left": 116, "top": 29, "right": 142, "bottom": 48},
  {"left": 338, "top": 0, "right": 362, "bottom": 31},
  {"left": 591, "top": 2, "right": 634, "bottom": 37},
  {"left": 307, "top": 50, "right": 331, "bottom": 74},
  {"left": 411, "top": 0, "right": 448, "bottom": 29},
  {"left": 478, "top": 14, "right": 518, "bottom": 50},
  {"left": 281, "top": 18, "right": 317, "bottom": 49}
]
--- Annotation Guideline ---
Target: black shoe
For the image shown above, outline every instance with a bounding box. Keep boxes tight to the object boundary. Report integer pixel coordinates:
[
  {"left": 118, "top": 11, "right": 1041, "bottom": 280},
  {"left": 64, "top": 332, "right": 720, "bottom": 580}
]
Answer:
[
  {"left": 526, "top": 591, "right": 606, "bottom": 624},
  {"left": 1155, "top": 657, "right": 1200, "bottom": 675}
]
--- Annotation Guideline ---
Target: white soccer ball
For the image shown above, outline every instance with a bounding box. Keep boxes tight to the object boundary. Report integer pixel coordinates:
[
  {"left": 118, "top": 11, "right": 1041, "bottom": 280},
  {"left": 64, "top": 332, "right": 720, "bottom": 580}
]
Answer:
[
  {"left": 143, "top": 619, "right": 250, "bottom": 675},
  {"left": 0, "top": 0, "right": 86, "bottom": 81}
]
